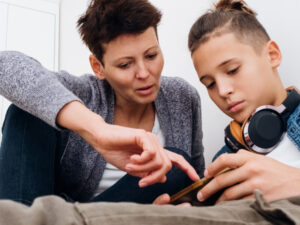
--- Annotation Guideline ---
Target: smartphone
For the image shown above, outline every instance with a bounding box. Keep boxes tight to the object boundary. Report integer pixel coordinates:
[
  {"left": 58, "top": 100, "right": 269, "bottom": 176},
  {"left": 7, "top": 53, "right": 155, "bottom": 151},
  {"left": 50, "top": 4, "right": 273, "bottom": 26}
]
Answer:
[{"left": 169, "top": 168, "right": 231, "bottom": 206}]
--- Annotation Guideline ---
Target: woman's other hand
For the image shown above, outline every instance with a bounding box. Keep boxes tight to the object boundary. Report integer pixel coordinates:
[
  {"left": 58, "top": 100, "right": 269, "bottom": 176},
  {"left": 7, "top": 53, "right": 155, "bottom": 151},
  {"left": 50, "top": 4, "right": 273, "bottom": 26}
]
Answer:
[{"left": 153, "top": 193, "right": 192, "bottom": 207}]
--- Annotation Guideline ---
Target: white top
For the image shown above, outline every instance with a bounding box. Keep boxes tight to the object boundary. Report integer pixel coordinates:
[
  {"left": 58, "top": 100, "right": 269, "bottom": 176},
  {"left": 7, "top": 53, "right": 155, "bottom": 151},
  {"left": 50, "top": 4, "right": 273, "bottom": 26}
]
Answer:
[
  {"left": 151, "top": 113, "right": 166, "bottom": 147},
  {"left": 93, "top": 113, "right": 166, "bottom": 196},
  {"left": 267, "top": 133, "right": 300, "bottom": 168}
]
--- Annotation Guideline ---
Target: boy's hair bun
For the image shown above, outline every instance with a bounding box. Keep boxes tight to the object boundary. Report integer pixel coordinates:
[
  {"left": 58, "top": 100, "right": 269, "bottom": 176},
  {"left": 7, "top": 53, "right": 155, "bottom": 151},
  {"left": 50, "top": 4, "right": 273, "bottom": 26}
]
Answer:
[
  {"left": 215, "top": 0, "right": 257, "bottom": 17},
  {"left": 188, "top": 0, "right": 270, "bottom": 54}
]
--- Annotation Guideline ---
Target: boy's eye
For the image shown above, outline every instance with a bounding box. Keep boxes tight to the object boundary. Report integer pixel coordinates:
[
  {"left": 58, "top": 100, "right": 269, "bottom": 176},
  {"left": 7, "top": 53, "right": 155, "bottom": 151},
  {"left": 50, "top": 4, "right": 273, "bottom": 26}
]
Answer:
[
  {"left": 206, "top": 81, "right": 215, "bottom": 89},
  {"left": 227, "top": 66, "right": 239, "bottom": 75}
]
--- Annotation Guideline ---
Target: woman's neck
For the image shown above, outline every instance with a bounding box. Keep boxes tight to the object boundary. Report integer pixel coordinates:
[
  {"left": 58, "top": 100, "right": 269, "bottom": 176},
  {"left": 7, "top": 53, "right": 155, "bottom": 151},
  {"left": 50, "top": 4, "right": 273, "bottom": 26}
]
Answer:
[{"left": 114, "top": 101, "right": 155, "bottom": 131}]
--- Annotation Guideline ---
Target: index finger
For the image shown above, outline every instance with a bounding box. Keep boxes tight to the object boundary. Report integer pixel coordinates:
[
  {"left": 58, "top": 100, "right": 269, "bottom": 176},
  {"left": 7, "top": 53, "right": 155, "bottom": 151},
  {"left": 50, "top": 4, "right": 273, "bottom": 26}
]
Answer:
[{"left": 166, "top": 150, "right": 200, "bottom": 181}]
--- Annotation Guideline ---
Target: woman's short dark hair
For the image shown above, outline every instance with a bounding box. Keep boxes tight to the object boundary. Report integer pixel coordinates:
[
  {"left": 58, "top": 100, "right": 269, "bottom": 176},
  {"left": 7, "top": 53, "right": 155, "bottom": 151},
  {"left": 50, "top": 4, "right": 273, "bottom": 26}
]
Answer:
[
  {"left": 77, "top": 0, "right": 162, "bottom": 64},
  {"left": 188, "top": 0, "right": 270, "bottom": 54}
]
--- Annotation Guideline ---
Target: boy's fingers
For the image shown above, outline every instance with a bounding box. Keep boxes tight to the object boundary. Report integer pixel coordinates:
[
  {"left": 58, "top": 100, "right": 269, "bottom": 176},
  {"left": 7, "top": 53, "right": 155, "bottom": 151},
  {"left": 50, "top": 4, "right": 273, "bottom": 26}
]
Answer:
[
  {"left": 198, "top": 165, "right": 247, "bottom": 201},
  {"left": 216, "top": 180, "right": 254, "bottom": 203},
  {"left": 205, "top": 150, "right": 250, "bottom": 178},
  {"left": 241, "top": 193, "right": 255, "bottom": 200}
]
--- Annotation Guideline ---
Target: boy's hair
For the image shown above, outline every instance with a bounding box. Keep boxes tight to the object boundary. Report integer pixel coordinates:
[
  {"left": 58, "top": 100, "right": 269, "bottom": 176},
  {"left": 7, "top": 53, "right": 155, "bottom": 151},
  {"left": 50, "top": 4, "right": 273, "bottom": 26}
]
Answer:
[
  {"left": 188, "top": 0, "right": 270, "bottom": 54},
  {"left": 77, "top": 0, "right": 162, "bottom": 64}
]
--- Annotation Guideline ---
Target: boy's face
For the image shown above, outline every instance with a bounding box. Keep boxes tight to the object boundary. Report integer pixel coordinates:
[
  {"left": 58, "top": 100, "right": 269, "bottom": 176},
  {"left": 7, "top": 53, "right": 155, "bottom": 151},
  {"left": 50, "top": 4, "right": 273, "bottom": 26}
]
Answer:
[{"left": 192, "top": 33, "right": 285, "bottom": 123}]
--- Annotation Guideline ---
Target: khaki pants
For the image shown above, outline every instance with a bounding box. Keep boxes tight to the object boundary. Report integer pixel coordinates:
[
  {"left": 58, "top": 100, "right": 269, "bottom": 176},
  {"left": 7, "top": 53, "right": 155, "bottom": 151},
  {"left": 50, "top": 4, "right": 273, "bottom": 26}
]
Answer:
[{"left": 0, "top": 191, "right": 300, "bottom": 225}]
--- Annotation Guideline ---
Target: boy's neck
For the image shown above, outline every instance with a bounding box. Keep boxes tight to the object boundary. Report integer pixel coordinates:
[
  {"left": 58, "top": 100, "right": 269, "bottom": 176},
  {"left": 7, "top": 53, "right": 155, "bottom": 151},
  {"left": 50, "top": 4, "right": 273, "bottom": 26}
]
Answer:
[
  {"left": 267, "top": 75, "right": 287, "bottom": 106},
  {"left": 273, "top": 88, "right": 287, "bottom": 106}
]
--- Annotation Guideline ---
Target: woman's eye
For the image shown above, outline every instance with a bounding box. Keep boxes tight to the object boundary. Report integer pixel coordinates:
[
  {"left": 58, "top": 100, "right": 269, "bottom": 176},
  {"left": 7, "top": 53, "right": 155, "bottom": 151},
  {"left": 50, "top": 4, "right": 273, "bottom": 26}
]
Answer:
[
  {"left": 146, "top": 53, "right": 157, "bottom": 59},
  {"left": 118, "top": 62, "right": 130, "bottom": 69},
  {"left": 228, "top": 66, "right": 239, "bottom": 75}
]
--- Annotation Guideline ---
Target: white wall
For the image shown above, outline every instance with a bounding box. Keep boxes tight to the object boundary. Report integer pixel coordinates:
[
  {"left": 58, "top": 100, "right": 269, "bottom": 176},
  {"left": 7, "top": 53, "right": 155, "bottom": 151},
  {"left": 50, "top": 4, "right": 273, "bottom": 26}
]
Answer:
[
  {"left": 59, "top": 0, "right": 300, "bottom": 165},
  {"left": 59, "top": 0, "right": 92, "bottom": 75},
  {"left": 0, "top": 0, "right": 59, "bottom": 140}
]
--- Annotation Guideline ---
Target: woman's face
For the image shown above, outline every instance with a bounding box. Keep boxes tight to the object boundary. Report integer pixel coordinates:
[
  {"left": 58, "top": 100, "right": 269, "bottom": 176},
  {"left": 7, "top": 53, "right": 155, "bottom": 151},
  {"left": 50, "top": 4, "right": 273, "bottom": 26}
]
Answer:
[{"left": 94, "top": 27, "right": 164, "bottom": 106}]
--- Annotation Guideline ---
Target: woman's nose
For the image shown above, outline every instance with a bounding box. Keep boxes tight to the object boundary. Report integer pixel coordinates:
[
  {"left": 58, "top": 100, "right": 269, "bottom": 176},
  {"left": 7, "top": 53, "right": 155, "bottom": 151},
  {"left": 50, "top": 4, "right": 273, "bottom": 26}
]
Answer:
[{"left": 136, "top": 62, "right": 150, "bottom": 79}]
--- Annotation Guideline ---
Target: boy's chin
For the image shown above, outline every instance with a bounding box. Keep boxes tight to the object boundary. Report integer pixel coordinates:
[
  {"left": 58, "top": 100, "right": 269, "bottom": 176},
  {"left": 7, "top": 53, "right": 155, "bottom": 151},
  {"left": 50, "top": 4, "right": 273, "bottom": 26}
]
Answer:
[
  {"left": 224, "top": 109, "right": 249, "bottom": 124},
  {"left": 231, "top": 114, "right": 249, "bottom": 124}
]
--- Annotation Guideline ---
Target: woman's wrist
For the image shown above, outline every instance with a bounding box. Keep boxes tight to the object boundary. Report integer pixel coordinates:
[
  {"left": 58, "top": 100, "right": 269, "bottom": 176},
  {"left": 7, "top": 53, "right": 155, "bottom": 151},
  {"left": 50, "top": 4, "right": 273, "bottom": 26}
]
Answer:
[{"left": 56, "top": 101, "right": 106, "bottom": 134}]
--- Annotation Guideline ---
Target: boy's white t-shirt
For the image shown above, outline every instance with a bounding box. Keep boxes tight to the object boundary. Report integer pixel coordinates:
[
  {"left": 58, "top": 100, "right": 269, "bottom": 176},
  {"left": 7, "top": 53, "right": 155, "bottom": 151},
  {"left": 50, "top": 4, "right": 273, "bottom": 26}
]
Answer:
[
  {"left": 267, "top": 133, "right": 300, "bottom": 168},
  {"left": 93, "top": 113, "right": 166, "bottom": 196}
]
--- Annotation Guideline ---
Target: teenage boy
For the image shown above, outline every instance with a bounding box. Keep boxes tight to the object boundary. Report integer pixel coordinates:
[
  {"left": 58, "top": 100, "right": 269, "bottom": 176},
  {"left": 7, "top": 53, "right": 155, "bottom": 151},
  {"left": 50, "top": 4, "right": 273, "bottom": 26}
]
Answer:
[{"left": 155, "top": 0, "right": 300, "bottom": 205}]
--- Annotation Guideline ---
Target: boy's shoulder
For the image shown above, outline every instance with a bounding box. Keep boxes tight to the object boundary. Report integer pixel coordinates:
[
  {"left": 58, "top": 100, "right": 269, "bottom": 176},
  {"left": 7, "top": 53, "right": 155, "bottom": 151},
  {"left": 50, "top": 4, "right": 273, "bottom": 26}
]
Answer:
[
  {"left": 287, "top": 103, "right": 300, "bottom": 149},
  {"left": 288, "top": 103, "right": 300, "bottom": 125}
]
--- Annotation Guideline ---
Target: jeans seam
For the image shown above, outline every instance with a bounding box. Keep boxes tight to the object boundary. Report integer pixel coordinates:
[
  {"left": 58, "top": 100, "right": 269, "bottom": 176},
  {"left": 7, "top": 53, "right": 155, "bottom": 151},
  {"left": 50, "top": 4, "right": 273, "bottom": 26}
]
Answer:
[
  {"left": 59, "top": 134, "right": 70, "bottom": 165},
  {"left": 19, "top": 112, "right": 29, "bottom": 203}
]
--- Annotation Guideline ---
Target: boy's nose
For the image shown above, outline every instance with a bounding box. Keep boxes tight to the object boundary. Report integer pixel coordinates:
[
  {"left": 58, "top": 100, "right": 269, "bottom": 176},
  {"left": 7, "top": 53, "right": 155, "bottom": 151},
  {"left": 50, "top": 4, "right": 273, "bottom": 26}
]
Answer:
[{"left": 217, "top": 80, "right": 233, "bottom": 97}]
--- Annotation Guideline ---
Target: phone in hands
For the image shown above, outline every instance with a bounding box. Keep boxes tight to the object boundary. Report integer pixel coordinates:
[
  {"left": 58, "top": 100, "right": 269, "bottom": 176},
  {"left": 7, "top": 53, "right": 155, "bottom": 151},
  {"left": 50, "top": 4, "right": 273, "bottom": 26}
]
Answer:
[{"left": 170, "top": 168, "right": 231, "bottom": 206}]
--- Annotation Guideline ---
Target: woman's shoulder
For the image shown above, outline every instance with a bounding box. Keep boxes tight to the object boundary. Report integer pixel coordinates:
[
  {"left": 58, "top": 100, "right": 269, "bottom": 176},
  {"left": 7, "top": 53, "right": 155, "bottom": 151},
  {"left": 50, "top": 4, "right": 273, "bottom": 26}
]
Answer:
[
  {"left": 161, "top": 76, "right": 191, "bottom": 87},
  {"left": 160, "top": 76, "right": 200, "bottom": 101}
]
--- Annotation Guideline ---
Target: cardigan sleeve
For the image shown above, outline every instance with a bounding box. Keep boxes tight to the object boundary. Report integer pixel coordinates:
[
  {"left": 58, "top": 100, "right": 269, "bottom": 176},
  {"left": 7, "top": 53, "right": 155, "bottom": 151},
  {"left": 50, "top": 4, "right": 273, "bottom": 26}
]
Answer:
[
  {"left": 191, "top": 87, "right": 205, "bottom": 176},
  {"left": 0, "top": 51, "right": 94, "bottom": 129}
]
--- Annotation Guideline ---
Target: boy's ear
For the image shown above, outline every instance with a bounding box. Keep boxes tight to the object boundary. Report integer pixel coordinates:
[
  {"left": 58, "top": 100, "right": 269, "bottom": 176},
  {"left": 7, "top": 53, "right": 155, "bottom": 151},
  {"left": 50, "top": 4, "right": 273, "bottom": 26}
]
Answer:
[
  {"left": 265, "top": 40, "right": 282, "bottom": 68},
  {"left": 89, "top": 55, "right": 105, "bottom": 80}
]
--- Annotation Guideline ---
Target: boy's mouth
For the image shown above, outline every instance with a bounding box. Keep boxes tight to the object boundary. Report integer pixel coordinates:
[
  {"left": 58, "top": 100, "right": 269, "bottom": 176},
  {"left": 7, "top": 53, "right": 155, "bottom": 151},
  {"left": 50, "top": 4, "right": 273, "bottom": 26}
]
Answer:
[{"left": 228, "top": 101, "right": 244, "bottom": 113}]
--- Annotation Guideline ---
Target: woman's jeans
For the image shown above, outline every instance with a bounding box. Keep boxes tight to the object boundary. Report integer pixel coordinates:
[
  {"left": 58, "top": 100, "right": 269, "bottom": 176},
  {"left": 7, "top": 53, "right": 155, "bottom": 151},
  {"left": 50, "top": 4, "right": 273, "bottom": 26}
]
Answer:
[{"left": 0, "top": 105, "right": 194, "bottom": 205}]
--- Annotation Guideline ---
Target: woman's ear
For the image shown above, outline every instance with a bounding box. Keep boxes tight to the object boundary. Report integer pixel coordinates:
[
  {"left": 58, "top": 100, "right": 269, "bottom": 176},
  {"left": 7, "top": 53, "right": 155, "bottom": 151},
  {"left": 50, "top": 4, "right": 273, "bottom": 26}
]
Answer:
[
  {"left": 266, "top": 40, "right": 282, "bottom": 68},
  {"left": 89, "top": 55, "right": 105, "bottom": 80}
]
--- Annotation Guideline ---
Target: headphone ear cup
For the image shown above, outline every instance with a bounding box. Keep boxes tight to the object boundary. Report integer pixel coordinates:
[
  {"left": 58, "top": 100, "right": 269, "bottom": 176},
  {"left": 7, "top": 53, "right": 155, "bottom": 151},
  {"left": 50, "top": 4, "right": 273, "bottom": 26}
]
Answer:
[{"left": 224, "top": 121, "right": 247, "bottom": 152}]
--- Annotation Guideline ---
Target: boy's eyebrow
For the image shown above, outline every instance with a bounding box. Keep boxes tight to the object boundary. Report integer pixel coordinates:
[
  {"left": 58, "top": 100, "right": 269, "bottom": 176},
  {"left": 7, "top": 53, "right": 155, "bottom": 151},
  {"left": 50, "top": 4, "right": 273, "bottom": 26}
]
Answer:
[
  {"left": 199, "top": 58, "right": 238, "bottom": 82},
  {"left": 218, "top": 58, "right": 237, "bottom": 68}
]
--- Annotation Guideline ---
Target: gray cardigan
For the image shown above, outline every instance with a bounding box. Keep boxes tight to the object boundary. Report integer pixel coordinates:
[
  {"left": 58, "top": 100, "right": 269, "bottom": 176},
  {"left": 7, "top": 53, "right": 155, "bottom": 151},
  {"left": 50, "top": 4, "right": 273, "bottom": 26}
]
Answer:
[{"left": 0, "top": 51, "right": 205, "bottom": 201}]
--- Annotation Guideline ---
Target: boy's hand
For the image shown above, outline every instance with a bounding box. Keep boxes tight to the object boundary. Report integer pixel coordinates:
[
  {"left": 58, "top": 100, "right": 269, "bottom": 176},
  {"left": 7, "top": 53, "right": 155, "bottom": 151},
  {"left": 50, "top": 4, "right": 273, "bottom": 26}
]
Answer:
[
  {"left": 57, "top": 101, "right": 200, "bottom": 188},
  {"left": 197, "top": 150, "right": 300, "bottom": 203}
]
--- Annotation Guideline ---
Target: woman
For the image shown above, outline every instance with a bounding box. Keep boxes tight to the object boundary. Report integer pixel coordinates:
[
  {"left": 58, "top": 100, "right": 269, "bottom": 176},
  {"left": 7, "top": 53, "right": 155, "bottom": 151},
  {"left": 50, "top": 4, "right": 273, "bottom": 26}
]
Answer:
[{"left": 0, "top": 0, "right": 204, "bottom": 205}]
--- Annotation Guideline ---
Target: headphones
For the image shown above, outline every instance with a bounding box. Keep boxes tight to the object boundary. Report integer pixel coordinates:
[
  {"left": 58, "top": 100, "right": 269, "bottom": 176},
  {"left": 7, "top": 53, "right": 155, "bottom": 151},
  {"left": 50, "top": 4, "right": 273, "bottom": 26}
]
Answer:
[{"left": 224, "top": 88, "right": 300, "bottom": 154}]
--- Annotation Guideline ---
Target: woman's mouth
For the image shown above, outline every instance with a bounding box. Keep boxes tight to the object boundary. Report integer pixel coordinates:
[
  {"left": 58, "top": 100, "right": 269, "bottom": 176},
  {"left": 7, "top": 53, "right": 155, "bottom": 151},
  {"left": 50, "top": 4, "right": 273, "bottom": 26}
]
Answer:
[{"left": 136, "top": 85, "right": 154, "bottom": 96}]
